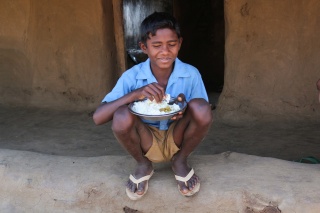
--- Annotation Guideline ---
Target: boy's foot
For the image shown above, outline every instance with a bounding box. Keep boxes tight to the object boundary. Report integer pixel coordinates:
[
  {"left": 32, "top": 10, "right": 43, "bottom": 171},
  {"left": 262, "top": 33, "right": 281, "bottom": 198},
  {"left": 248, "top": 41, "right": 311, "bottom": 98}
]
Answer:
[
  {"left": 172, "top": 158, "right": 200, "bottom": 196},
  {"left": 174, "top": 168, "right": 200, "bottom": 196},
  {"left": 126, "top": 163, "right": 154, "bottom": 200}
]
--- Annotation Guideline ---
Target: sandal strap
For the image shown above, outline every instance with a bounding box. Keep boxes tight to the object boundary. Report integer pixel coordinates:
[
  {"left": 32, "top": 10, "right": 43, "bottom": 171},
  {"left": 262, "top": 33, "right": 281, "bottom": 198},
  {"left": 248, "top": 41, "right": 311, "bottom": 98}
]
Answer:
[
  {"left": 294, "top": 156, "right": 320, "bottom": 164},
  {"left": 129, "top": 170, "right": 154, "bottom": 188},
  {"left": 175, "top": 168, "right": 194, "bottom": 186}
]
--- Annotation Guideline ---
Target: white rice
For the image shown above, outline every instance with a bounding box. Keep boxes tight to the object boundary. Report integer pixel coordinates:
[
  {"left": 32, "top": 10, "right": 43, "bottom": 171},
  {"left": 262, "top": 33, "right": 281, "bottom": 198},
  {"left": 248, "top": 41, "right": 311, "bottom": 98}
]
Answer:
[{"left": 131, "top": 95, "right": 180, "bottom": 115}]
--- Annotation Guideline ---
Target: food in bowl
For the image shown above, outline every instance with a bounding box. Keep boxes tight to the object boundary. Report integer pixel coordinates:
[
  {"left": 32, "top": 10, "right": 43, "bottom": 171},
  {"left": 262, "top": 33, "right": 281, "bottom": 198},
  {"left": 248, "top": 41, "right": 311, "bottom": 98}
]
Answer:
[{"left": 131, "top": 94, "right": 180, "bottom": 115}]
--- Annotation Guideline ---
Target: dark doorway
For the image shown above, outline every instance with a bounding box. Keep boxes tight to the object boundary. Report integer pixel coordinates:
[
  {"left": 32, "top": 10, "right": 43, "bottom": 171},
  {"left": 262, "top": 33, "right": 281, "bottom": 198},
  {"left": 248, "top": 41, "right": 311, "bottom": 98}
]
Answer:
[
  {"left": 123, "top": 0, "right": 173, "bottom": 68},
  {"left": 122, "top": 0, "right": 225, "bottom": 93},
  {"left": 173, "top": 0, "right": 225, "bottom": 93}
]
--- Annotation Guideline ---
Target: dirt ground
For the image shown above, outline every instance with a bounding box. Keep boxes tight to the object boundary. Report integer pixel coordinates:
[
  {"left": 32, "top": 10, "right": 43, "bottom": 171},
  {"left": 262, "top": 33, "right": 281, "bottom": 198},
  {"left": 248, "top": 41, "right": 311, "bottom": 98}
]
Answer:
[
  {"left": 1, "top": 93, "right": 320, "bottom": 212},
  {"left": 1, "top": 93, "right": 319, "bottom": 162}
]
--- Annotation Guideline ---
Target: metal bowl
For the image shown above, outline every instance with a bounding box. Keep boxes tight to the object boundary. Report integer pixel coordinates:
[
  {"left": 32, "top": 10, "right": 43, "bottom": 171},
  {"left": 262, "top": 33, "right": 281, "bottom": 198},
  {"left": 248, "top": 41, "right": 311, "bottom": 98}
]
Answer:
[{"left": 128, "top": 98, "right": 187, "bottom": 121}]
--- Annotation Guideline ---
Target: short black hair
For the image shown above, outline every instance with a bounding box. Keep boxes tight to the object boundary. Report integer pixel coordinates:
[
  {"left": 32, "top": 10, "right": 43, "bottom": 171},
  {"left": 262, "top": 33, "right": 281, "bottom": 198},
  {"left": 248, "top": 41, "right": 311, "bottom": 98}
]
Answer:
[{"left": 140, "top": 12, "right": 181, "bottom": 45}]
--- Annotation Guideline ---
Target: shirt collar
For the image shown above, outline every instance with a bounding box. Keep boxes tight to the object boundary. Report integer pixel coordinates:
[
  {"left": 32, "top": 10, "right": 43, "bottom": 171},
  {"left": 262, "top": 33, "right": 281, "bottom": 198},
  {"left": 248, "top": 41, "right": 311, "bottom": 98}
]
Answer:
[
  {"left": 171, "top": 58, "right": 190, "bottom": 78},
  {"left": 136, "top": 59, "right": 156, "bottom": 84},
  {"left": 136, "top": 58, "right": 190, "bottom": 82}
]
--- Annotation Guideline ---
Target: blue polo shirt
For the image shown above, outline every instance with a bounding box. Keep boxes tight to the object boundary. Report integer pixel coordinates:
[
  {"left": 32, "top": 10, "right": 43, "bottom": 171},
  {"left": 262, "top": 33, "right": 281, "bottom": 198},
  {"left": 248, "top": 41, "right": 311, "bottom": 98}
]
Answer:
[{"left": 102, "top": 58, "right": 209, "bottom": 130}]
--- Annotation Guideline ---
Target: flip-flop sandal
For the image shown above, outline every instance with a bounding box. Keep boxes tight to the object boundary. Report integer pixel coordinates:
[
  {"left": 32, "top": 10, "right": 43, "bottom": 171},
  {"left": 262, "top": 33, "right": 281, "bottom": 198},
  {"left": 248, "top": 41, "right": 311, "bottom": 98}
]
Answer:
[
  {"left": 295, "top": 156, "right": 320, "bottom": 164},
  {"left": 175, "top": 168, "right": 200, "bottom": 197},
  {"left": 126, "top": 170, "right": 154, "bottom": 200}
]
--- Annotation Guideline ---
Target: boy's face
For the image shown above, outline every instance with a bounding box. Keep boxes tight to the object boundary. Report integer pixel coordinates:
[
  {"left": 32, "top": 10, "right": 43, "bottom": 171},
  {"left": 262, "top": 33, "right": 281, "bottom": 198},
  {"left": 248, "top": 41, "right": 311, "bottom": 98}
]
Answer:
[{"left": 140, "top": 28, "right": 182, "bottom": 72}]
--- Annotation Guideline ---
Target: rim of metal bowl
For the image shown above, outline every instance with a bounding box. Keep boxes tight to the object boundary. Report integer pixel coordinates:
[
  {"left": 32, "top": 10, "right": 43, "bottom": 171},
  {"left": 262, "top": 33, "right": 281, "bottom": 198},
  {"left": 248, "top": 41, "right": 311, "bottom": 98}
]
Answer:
[{"left": 128, "top": 98, "right": 187, "bottom": 121}]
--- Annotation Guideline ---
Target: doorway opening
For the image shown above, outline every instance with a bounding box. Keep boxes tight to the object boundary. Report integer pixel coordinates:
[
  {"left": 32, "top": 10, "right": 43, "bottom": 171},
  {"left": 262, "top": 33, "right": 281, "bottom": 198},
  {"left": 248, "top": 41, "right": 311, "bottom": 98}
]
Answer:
[
  {"left": 122, "top": 0, "right": 225, "bottom": 96},
  {"left": 173, "top": 0, "right": 225, "bottom": 94}
]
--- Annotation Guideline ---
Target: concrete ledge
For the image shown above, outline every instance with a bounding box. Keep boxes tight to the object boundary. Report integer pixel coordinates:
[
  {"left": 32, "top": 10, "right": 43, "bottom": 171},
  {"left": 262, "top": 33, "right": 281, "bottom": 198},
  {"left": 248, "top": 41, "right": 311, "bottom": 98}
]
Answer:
[{"left": 0, "top": 149, "right": 319, "bottom": 213}]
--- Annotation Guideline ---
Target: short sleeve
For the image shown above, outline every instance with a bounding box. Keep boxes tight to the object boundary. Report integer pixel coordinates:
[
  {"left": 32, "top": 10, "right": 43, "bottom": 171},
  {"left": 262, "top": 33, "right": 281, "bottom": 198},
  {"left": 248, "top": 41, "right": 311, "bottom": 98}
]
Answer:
[{"left": 101, "top": 72, "right": 134, "bottom": 103}]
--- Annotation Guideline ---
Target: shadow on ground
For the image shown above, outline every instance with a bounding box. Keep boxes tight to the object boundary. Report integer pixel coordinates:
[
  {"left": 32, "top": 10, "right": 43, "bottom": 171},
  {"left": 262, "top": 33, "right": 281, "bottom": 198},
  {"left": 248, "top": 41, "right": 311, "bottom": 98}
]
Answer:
[{"left": 0, "top": 101, "right": 319, "bottom": 161}]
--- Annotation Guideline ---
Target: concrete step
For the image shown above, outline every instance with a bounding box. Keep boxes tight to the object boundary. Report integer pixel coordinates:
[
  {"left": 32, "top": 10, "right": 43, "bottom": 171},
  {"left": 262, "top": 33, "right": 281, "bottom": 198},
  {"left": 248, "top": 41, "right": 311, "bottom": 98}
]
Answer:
[{"left": 0, "top": 150, "right": 319, "bottom": 213}]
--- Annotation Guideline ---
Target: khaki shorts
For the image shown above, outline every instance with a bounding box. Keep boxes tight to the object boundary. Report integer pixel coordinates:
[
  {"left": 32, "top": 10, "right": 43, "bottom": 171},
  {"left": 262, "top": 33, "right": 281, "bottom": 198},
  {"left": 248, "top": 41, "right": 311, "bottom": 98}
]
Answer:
[{"left": 144, "top": 122, "right": 180, "bottom": 163}]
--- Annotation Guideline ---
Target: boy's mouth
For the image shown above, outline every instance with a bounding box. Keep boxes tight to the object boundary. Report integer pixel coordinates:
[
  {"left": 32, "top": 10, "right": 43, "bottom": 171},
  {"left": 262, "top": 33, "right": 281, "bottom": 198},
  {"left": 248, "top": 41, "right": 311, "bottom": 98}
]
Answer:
[{"left": 159, "top": 58, "right": 172, "bottom": 63}]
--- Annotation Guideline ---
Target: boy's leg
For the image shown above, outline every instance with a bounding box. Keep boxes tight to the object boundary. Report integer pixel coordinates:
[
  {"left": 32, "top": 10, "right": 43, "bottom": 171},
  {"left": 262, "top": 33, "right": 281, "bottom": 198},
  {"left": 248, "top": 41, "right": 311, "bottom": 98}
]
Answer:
[
  {"left": 112, "top": 105, "right": 154, "bottom": 195},
  {"left": 172, "top": 98, "right": 213, "bottom": 194}
]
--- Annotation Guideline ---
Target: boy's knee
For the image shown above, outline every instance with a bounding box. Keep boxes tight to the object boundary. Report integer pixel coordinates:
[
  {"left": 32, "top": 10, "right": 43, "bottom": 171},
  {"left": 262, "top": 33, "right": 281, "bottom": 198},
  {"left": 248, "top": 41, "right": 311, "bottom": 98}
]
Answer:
[
  {"left": 188, "top": 98, "right": 213, "bottom": 125},
  {"left": 112, "top": 106, "right": 134, "bottom": 133}
]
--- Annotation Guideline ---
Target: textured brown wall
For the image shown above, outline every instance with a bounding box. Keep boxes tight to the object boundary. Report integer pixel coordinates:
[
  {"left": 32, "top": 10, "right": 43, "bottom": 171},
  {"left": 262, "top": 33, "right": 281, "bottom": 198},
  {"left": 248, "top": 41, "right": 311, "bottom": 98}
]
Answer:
[
  {"left": 217, "top": 0, "right": 320, "bottom": 123},
  {"left": 0, "top": 0, "right": 118, "bottom": 111},
  {"left": 1, "top": 0, "right": 320, "bottom": 121}
]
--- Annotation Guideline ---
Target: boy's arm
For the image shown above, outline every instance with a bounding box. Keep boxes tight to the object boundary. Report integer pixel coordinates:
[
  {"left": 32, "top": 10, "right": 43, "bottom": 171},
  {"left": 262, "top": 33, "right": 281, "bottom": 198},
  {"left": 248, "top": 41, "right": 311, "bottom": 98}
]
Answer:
[
  {"left": 93, "top": 92, "right": 137, "bottom": 125},
  {"left": 93, "top": 83, "right": 166, "bottom": 125}
]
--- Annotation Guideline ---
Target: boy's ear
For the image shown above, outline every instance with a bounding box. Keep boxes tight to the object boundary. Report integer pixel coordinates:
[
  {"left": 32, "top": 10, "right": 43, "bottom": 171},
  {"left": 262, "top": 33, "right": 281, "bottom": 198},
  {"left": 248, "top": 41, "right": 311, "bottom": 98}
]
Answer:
[
  {"left": 139, "top": 42, "right": 148, "bottom": 54},
  {"left": 179, "top": 37, "right": 183, "bottom": 47}
]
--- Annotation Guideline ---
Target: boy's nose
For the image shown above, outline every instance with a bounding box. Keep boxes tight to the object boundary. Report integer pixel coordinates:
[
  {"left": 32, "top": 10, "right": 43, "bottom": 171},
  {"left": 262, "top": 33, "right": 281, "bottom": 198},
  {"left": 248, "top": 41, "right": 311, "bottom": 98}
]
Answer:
[{"left": 161, "top": 45, "right": 169, "bottom": 53}]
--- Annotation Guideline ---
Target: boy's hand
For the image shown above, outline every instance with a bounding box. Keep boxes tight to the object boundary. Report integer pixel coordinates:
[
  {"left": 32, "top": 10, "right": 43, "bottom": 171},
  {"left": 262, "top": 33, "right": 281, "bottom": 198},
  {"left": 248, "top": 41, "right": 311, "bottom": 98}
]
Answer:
[
  {"left": 135, "top": 83, "right": 166, "bottom": 103},
  {"left": 171, "top": 93, "right": 186, "bottom": 120}
]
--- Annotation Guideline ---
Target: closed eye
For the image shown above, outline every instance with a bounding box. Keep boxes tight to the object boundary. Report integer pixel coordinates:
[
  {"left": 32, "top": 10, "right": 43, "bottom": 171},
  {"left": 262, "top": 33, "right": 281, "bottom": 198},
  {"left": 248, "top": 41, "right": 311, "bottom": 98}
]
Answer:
[{"left": 168, "top": 41, "right": 178, "bottom": 47}]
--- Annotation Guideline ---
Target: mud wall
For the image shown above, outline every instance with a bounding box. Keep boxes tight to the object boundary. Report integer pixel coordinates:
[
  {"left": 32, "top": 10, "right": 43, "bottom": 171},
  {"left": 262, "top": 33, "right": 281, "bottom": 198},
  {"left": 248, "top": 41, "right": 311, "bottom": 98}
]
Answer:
[
  {"left": 217, "top": 0, "right": 320, "bottom": 123},
  {"left": 0, "top": 0, "right": 118, "bottom": 111},
  {"left": 1, "top": 0, "right": 320, "bottom": 121}
]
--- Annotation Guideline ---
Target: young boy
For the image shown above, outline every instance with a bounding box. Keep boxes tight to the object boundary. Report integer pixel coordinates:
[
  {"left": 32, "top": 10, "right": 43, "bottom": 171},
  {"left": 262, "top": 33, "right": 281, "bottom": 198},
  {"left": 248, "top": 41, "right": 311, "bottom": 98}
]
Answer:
[{"left": 93, "top": 12, "right": 213, "bottom": 200}]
